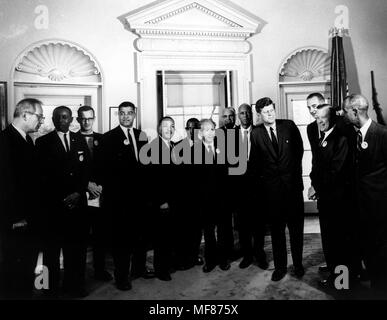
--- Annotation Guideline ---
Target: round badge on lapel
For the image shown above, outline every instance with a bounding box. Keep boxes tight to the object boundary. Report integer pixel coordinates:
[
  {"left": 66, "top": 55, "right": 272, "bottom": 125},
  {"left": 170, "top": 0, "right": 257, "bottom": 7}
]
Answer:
[
  {"left": 79, "top": 155, "right": 84, "bottom": 162},
  {"left": 94, "top": 140, "right": 99, "bottom": 147},
  {"left": 124, "top": 139, "right": 130, "bottom": 146},
  {"left": 322, "top": 141, "right": 328, "bottom": 148},
  {"left": 216, "top": 148, "right": 221, "bottom": 154},
  {"left": 361, "top": 142, "right": 368, "bottom": 150},
  {"left": 286, "top": 140, "right": 289, "bottom": 143}
]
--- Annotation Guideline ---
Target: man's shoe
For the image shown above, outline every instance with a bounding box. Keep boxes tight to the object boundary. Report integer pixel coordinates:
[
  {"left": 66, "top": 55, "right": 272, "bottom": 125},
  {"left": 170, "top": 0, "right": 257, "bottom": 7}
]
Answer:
[
  {"left": 195, "top": 256, "right": 204, "bottom": 266},
  {"left": 239, "top": 257, "right": 253, "bottom": 269},
  {"left": 202, "top": 264, "right": 216, "bottom": 273},
  {"left": 116, "top": 280, "right": 132, "bottom": 291},
  {"left": 156, "top": 272, "right": 172, "bottom": 281},
  {"left": 219, "top": 262, "right": 231, "bottom": 271},
  {"left": 271, "top": 269, "right": 287, "bottom": 282},
  {"left": 318, "top": 278, "right": 334, "bottom": 289},
  {"left": 94, "top": 270, "right": 113, "bottom": 282},
  {"left": 256, "top": 258, "right": 269, "bottom": 270},
  {"left": 318, "top": 265, "right": 329, "bottom": 273},
  {"left": 142, "top": 269, "right": 156, "bottom": 279},
  {"left": 293, "top": 265, "right": 305, "bottom": 278}
]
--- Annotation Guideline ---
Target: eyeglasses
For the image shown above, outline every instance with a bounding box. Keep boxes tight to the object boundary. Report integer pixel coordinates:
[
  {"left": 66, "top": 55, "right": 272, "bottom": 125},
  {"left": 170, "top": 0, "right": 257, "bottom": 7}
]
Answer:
[
  {"left": 25, "top": 111, "right": 45, "bottom": 121},
  {"left": 79, "top": 117, "right": 95, "bottom": 122}
]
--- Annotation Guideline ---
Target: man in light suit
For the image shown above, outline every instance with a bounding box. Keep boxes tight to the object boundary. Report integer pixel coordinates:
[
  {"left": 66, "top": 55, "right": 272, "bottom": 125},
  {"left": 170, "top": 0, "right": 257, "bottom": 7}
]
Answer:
[
  {"left": 310, "top": 104, "right": 353, "bottom": 287},
  {"left": 343, "top": 94, "right": 387, "bottom": 298},
  {"left": 99, "top": 101, "right": 150, "bottom": 291},
  {"left": 0, "top": 98, "right": 44, "bottom": 299},
  {"left": 235, "top": 104, "right": 268, "bottom": 270},
  {"left": 76, "top": 106, "right": 112, "bottom": 282},
  {"left": 250, "top": 97, "right": 305, "bottom": 281},
  {"left": 36, "top": 106, "right": 91, "bottom": 298}
]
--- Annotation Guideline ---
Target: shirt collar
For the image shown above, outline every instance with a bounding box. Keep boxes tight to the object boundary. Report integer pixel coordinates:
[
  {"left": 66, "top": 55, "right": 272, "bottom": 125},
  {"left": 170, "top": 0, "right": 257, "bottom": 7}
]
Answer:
[
  {"left": 264, "top": 122, "right": 276, "bottom": 133},
  {"left": 321, "top": 125, "right": 335, "bottom": 142},
  {"left": 11, "top": 123, "right": 27, "bottom": 140},
  {"left": 359, "top": 118, "right": 372, "bottom": 139},
  {"left": 120, "top": 125, "right": 132, "bottom": 137},
  {"left": 160, "top": 136, "right": 171, "bottom": 148},
  {"left": 241, "top": 125, "right": 252, "bottom": 133},
  {"left": 56, "top": 130, "right": 70, "bottom": 137}
]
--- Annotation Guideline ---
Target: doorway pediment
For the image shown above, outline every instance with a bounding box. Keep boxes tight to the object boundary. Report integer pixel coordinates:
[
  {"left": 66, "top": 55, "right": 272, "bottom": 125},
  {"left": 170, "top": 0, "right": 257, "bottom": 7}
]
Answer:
[{"left": 119, "top": 0, "right": 266, "bottom": 42}]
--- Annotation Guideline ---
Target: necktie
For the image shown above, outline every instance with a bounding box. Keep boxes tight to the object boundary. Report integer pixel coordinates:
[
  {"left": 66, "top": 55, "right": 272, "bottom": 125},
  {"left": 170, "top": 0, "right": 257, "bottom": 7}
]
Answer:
[
  {"left": 26, "top": 134, "right": 34, "bottom": 146},
  {"left": 270, "top": 127, "right": 279, "bottom": 155},
  {"left": 64, "top": 133, "right": 70, "bottom": 153},
  {"left": 127, "top": 129, "right": 137, "bottom": 161},
  {"left": 357, "top": 130, "right": 363, "bottom": 152},
  {"left": 208, "top": 145, "right": 215, "bottom": 158},
  {"left": 243, "top": 130, "right": 250, "bottom": 158},
  {"left": 319, "top": 132, "right": 325, "bottom": 147}
]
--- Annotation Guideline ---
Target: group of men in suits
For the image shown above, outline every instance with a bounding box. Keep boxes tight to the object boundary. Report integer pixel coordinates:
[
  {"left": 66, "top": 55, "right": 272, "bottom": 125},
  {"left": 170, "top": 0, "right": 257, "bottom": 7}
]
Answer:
[
  {"left": 306, "top": 92, "right": 387, "bottom": 298},
  {"left": 1, "top": 92, "right": 387, "bottom": 299}
]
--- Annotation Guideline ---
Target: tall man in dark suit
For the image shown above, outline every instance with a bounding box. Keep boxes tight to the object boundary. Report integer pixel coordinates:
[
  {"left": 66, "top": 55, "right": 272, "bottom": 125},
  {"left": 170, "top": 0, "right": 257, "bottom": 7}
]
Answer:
[
  {"left": 76, "top": 106, "right": 112, "bottom": 282},
  {"left": 0, "top": 98, "right": 44, "bottom": 299},
  {"left": 343, "top": 94, "right": 387, "bottom": 298},
  {"left": 99, "top": 101, "right": 150, "bottom": 290},
  {"left": 36, "top": 106, "right": 90, "bottom": 298},
  {"left": 235, "top": 104, "right": 268, "bottom": 270},
  {"left": 250, "top": 98, "right": 305, "bottom": 281},
  {"left": 310, "top": 104, "right": 352, "bottom": 287}
]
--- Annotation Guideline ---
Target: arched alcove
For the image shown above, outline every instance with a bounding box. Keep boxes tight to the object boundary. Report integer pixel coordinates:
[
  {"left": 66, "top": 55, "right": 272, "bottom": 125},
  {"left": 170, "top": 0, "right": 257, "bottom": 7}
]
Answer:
[{"left": 10, "top": 39, "right": 104, "bottom": 135}]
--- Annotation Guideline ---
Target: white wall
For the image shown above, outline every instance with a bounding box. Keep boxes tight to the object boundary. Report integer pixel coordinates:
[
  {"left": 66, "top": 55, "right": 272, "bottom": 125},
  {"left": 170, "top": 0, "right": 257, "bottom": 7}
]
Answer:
[{"left": 1, "top": 0, "right": 387, "bottom": 131}]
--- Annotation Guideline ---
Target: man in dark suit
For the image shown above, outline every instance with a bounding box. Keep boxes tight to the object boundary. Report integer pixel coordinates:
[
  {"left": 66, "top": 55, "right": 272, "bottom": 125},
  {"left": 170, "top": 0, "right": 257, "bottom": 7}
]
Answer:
[
  {"left": 193, "top": 119, "right": 231, "bottom": 273},
  {"left": 250, "top": 97, "right": 305, "bottom": 281},
  {"left": 76, "top": 106, "right": 112, "bottom": 282},
  {"left": 235, "top": 104, "right": 268, "bottom": 270},
  {"left": 0, "top": 98, "right": 44, "bottom": 299},
  {"left": 310, "top": 104, "right": 353, "bottom": 287},
  {"left": 35, "top": 106, "right": 90, "bottom": 298},
  {"left": 146, "top": 116, "right": 180, "bottom": 281},
  {"left": 217, "top": 108, "right": 238, "bottom": 261},
  {"left": 343, "top": 94, "right": 387, "bottom": 298},
  {"left": 172, "top": 118, "right": 204, "bottom": 270},
  {"left": 99, "top": 101, "right": 150, "bottom": 290}
]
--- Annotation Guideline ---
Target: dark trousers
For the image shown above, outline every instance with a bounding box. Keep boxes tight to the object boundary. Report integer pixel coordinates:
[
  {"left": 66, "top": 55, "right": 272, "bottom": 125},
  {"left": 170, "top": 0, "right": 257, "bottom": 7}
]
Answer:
[
  {"left": 43, "top": 214, "right": 88, "bottom": 292},
  {"left": 238, "top": 214, "right": 266, "bottom": 260},
  {"left": 153, "top": 209, "right": 174, "bottom": 275},
  {"left": 318, "top": 198, "right": 352, "bottom": 274},
  {"left": 202, "top": 206, "right": 232, "bottom": 266},
  {"left": 0, "top": 229, "right": 39, "bottom": 299},
  {"left": 88, "top": 206, "right": 110, "bottom": 273},
  {"left": 270, "top": 191, "right": 304, "bottom": 270}
]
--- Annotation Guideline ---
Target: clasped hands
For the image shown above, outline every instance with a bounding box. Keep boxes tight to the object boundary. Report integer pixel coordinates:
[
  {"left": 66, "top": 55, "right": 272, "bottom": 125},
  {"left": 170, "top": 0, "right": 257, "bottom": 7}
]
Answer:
[{"left": 88, "top": 181, "right": 103, "bottom": 200}]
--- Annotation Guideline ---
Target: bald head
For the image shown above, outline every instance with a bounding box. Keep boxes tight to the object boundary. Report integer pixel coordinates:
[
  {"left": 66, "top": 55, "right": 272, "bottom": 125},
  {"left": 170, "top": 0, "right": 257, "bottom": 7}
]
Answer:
[
  {"left": 221, "top": 107, "right": 236, "bottom": 129},
  {"left": 343, "top": 94, "right": 369, "bottom": 128}
]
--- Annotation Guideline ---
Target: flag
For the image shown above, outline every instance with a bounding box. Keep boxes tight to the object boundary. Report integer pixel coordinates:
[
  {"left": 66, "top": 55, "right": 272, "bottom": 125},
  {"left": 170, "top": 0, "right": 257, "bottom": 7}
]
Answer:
[{"left": 330, "top": 28, "right": 348, "bottom": 111}]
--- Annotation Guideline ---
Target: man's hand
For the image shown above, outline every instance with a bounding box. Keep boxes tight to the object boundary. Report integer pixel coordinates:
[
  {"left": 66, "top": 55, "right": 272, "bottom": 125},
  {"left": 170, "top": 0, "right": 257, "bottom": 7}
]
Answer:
[
  {"left": 64, "top": 192, "right": 81, "bottom": 210},
  {"left": 88, "top": 182, "right": 102, "bottom": 200},
  {"left": 308, "top": 186, "right": 318, "bottom": 201},
  {"left": 160, "top": 202, "right": 170, "bottom": 213},
  {"left": 12, "top": 219, "right": 27, "bottom": 230}
]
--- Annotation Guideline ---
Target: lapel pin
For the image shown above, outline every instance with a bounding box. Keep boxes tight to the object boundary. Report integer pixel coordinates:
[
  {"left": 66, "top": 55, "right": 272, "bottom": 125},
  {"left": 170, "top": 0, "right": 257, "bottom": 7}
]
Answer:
[
  {"left": 322, "top": 141, "right": 328, "bottom": 148},
  {"left": 286, "top": 140, "right": 289, "bottom": 143},
  {"left": 124, "top": 139, "right": 130, "bottom": 146},
  {"left": 79, "top": 154, "right": 84, "bottom": 162},
  {"left": 216, "top": 148, "right": 221, "bottom": 154},
  {"left": 94, "top": 140, "right": 99, "bottom": 147},
  {"left": 361, "top": 142, "right": 368, "bottom": 150}
]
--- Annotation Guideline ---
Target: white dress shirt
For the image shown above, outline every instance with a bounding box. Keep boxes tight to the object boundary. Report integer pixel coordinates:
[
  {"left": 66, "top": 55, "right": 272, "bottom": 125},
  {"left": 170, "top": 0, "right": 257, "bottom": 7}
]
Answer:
[
  {"left": 241, "top": 126, "right": 252, "bottom": 159},
  {"left": 358, "top": 118, "right": 372, "bottom": 142},
  {"left": 120, "top": 125, "right": 138, "bottom": 160},
  {"left": 264, "top": 123, "right": 277, "bottom": 140},
  {"left": 57, "top": 131, "right": 70, "bottom": 151}
]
